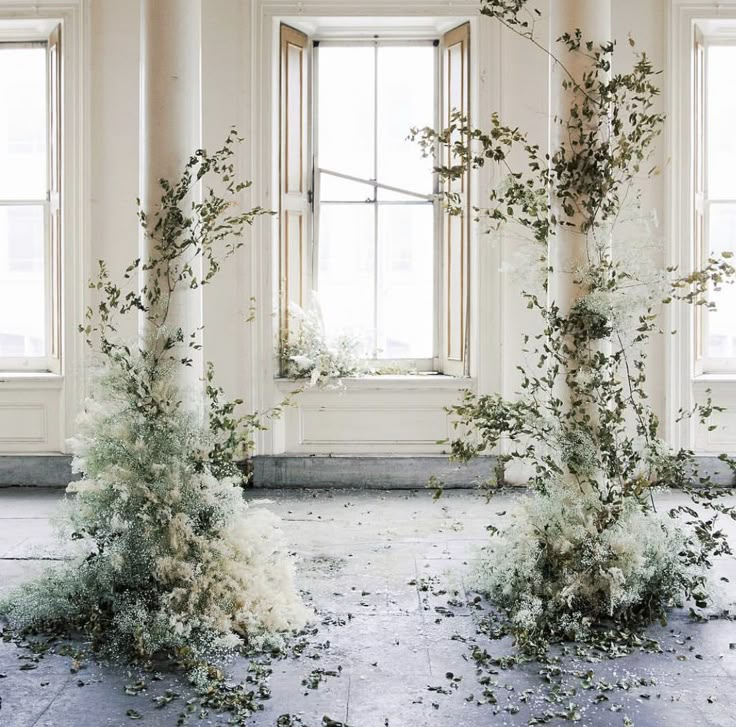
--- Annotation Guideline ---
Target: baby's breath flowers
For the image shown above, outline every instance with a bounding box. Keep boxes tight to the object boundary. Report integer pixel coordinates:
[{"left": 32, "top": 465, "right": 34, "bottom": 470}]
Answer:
[
  {"left": 0, "top": 133, "right": 309, "bottom": 720},
  {"left": 280, "top": 300, "right": 364, "bottom": 386},
  {"left": 414, "top": 0, "right": 736, "bottom": 649}
]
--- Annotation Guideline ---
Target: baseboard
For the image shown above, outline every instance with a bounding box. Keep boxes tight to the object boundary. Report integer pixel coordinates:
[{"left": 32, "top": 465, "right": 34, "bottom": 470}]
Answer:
[
  {"left": 252, "top": 454, "right": 498, "bottom": 489},
  {"left": 1, "top": 453, "right": 733, "bottom": 490},
  {"left": 252, "top": 454, "right": 736, "bottom": 489},
  {"left": 0, "top": 455, "right": 76, "bottom": 487}
]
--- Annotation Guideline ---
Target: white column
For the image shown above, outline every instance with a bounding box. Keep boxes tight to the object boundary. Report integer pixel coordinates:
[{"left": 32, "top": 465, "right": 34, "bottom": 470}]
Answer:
[
  {"left": 548, "top": 0, "right": 612, "bottom": 316},
  {"left": 139, "top": 0, "right": 203, "bottom": 414},
  {"left": 548, "top": 2, "right": 612, "bottom": 490}
]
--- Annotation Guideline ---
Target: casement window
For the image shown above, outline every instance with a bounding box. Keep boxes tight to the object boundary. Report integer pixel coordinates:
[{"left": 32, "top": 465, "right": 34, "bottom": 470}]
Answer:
[
  {"left": 693, "top": 27, "right": 736, "bottom": 373},
  {"left": 279, "top": 21, "right": 470, "bottom": 375},
  {"left": 0, "top": 27, "right": 61, "bottom": 372}
]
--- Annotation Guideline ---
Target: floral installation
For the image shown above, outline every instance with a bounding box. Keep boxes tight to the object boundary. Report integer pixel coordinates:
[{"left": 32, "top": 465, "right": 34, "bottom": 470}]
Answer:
[
  {"left": 279, "top": 297, "right": 364, "bottom": 387},
  {"left": 0, "top": 130, "right": 310, "bottom": 722},
  {"left": 279, "top": 296, "right": 420, "bottom": 386},
  {"left": 413, "top": 0, "right": 736, "bottom": 652}
]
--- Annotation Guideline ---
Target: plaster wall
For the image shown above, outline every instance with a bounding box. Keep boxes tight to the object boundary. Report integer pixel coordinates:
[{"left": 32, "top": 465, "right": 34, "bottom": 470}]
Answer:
[{"left": 1, "top": 0, "right": 729, "bottom": 466}]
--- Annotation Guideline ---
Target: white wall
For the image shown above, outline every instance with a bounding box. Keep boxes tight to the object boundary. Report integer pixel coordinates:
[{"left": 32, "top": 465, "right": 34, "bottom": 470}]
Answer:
[{"left": 1, "top": 0, "right": 733, "bottom": 461}]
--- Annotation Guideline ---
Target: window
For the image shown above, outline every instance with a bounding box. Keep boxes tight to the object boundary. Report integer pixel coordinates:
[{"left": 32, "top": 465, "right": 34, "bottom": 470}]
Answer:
[
  {"left": 694, "top": 30, "right": 736, "bottom": 372},
  {"left": 315, "top": 41, "right": 436, "bottom": 361},
  {"left": 278, "top": 21, "right": 470, "bottom": 375},
  {"left": 0, "top": 28, "right": 61, "bottom": 372}
]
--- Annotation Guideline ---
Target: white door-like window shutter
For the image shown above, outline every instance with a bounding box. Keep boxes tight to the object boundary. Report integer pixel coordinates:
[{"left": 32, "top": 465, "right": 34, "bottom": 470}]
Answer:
[
  {"left": 440, "top": 22, "right": 470, "bottom": 378},
  {"left": 279, "top": 24, "right": 310, "bottom": 349}
]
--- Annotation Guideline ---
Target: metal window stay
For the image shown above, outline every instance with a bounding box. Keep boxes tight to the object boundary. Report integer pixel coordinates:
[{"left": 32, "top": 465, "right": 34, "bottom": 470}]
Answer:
[{"left": 318, "top": 167, "right": 435, "bottom": 204}]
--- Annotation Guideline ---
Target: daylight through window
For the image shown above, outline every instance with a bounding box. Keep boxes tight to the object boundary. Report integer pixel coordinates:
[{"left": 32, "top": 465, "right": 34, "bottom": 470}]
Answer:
[
  {"left": 0, "top": 40, "right": 57, "bottom": 368},
  {"left": 698, "top": 41, "right": 736, "bottom": 367},
  {"left": 314, "top": 42, "right": 437, "bottom": 361}
]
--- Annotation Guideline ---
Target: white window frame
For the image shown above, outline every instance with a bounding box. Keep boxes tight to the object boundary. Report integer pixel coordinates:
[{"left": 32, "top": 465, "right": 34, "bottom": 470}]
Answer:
[
  {"left": 275, "top": 14, "right": 475, "bottom": 378},
  {"left": 667, "top": 0, "right": 736, "bottom": 451},
  {"left": 694, "top": 33, "right": 736, "bottom": 374},
  {"left": 0, "top": 1, "right": 86, "bottom": 456},
  {"left": 246, "top": 1, "right": 502, "bottom": 456},
  {"left": 311, "top": 36, "right": 441, "bottom": 370},
  {"left": 0, "top": 35, "right": 58, "bottom": 373}
]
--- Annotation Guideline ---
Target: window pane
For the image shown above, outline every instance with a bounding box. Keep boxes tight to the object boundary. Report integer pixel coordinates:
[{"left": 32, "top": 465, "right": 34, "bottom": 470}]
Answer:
[
  {"left": 315, "top": 43, "right": 437, "bottom": 363},
  {"left": 377, "top": 46, "right": 435, "bottom": 196},
  {"left": 317, "top": 46, "right": 374, "bottom": 180},
  {"left": 377, "top": 205, "right": 434, "bottom": 359},
  {"left": 0, "top": 205, "right": 46, "bottom": 357},
  {"left": 320, "top": 172, "right": 374, "bottom": 202},
  {"left": 706, "top": 203, "right": 736, "bottom": 359},
  {"left": 318, "top": 204, "right": 375, "bottom": 356},
  {"left": 0, "top": 47, "right": 47, "bottom": 200},
  {"left": 377, "top": 187, "right": 430, "bottom": 202},
  {"left": 707, "top": 46, "right": 736, "bottom": 200}
]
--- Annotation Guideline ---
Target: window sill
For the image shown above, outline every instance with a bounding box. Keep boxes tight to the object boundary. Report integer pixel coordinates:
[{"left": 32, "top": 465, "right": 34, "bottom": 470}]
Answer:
[
  {"left": 0, "top": 372, "right": 64, "bottom": 390},
  {"left": 693, "top": 374, "right": 736, "bottom": 384},
  {"left": 275, "top": 374, "right": 473, "bottom": 393}
]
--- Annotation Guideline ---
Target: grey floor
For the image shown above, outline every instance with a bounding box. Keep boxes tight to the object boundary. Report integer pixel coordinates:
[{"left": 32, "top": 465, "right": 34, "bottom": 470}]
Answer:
[{"left": 1, "top": 487, "right": 735, "bottom": 727}]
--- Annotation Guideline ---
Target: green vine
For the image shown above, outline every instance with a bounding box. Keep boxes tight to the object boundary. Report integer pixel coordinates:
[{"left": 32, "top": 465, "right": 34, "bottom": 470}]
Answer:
[
  {"left": 413, "top": 0, "right": 736, "bottom": 648},
  {"left": 1, "top": 130, "right": 308, "bottom": 724}
]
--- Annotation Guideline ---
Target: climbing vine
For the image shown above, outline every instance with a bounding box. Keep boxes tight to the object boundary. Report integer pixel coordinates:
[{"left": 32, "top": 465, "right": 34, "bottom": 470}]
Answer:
[
  {"left": 413, "top": 0, "right": 736, "bottom": 648},
  {"left": 1, "top": 130, "right": 309, "bottom": 724}
]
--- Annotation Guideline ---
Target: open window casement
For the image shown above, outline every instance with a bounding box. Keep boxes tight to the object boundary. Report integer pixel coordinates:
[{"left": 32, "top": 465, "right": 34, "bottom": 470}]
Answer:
[
  {"left": 48, "top": 25, "right": 62, "bottom": 367},
  {"left": 439, "top": 22, "right": 470, "bottom": 377},
  {"left": 278, "top": 24, "right": 311, "bottom": 352}
]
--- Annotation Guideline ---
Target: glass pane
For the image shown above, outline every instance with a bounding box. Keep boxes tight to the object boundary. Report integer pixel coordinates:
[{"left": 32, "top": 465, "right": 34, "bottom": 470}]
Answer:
[
  {"left": 706, "top": 203, "right": 736, "bottom": 359},
  {"left": 377, "top": 45, "right": 434, "bottom": 196},
  {"left": 320, "top": 172, "right": 375, "bottom": 202},
  {"left": 377, "top": 188, "right": 431, "bottom": 202},
  {"left": 318, "top": 204, "right": 375, "bottom": 356},
  {"left": 317, "top": 46, "right": 374, "bottom": 180},
  {"left": 707, "top": 46, "right": 736, "bottom": 200},
  {"left": 0, "top": 47, "right": 47, "bottom": 200},
  {"left": 376, "top": 205, "right": 434, "bottom": 359},
  {"left": 0, "top": 205, "right": 46, "bottom": 357}
]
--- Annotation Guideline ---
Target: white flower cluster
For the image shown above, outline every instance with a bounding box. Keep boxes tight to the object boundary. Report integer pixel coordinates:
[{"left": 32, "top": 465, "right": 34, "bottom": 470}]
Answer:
[
  {"left": 472, "top": 482, "right": 694, "bottom": 643},
  {"left": 1, "top": 350, "right": 310, "bottom": 664},
  {"left": 280, "top": 300, "right": 364, "bottom": 387}
]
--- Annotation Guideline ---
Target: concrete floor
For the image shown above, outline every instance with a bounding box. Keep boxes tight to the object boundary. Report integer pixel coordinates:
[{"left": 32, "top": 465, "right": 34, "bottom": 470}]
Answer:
[{"left": 1, "top": 487, "right": 735, "bottom": 727}]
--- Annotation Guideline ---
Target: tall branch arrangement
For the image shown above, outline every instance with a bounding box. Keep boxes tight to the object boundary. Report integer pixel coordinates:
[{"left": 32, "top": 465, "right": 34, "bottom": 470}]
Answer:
[
  {"left": 1, "top": 131, "right": 309, "bottom": 719},
  {"left": 414, "top": 0, "right": 735, "bottom": 651}
]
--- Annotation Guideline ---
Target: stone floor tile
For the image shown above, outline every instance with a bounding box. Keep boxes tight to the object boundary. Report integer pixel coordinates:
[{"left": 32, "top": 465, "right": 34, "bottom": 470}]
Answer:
[{"left": 1, "top": 486, "right": 736, "bottom": 726}]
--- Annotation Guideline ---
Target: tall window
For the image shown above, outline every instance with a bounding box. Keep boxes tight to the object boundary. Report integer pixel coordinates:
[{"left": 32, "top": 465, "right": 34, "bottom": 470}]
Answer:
[
  {"left": 278, "top": 22, "right": 470, "bottom": 375},
  {"left": 0, "top": 32, "right": 60, "bottom": 371},
  {"left": 695, "top": 35, "right": 736, "bottom": 371},
  {"left": 315, "top": 42, "right": 436, "bottom": 361}
]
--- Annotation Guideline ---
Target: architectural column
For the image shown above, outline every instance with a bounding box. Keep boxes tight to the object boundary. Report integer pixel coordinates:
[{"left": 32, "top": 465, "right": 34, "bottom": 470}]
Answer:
[
  {"left": 548, "top": 0, "right": 612, "bottom": 317},
  {"left": 548, "top": 1, "right": 613, "bottom": 488},
  {"left": 139, "top": 0, "right": 203, "bottom": 414}
]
